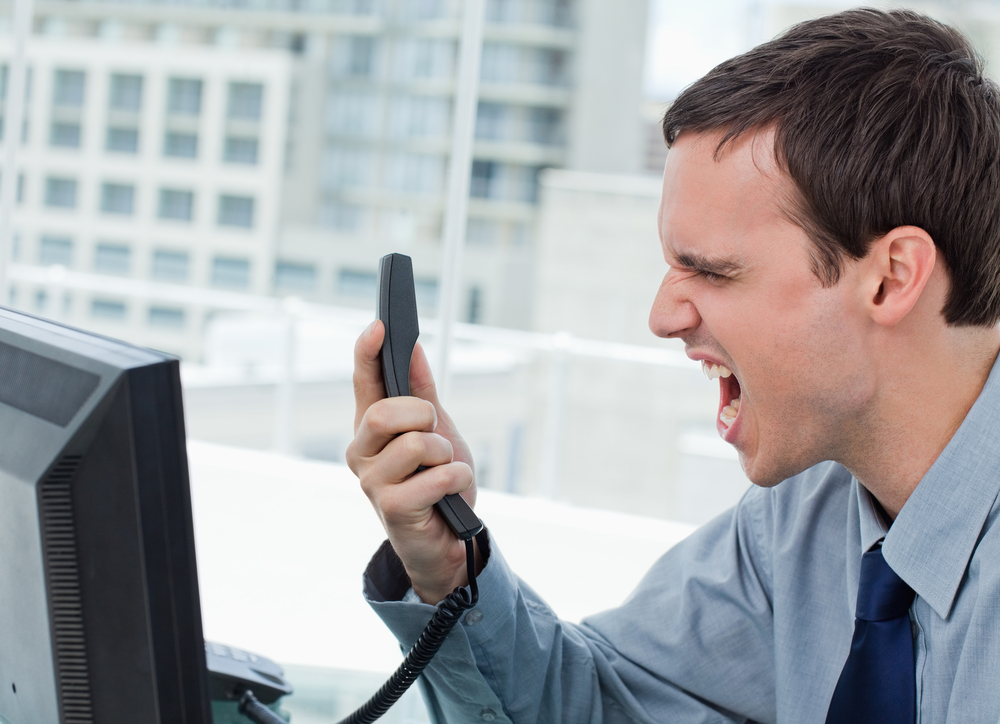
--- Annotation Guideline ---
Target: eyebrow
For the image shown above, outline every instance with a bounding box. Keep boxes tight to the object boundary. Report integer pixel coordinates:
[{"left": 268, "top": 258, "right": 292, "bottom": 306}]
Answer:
[{"left": 673, "top": 251, "right": 746, "bottom": 276}]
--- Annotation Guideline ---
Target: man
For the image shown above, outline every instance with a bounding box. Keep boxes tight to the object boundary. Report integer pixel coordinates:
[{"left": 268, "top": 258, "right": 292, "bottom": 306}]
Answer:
[{"left": 347, "top": 9, "right": 1000, "bottom": 723}]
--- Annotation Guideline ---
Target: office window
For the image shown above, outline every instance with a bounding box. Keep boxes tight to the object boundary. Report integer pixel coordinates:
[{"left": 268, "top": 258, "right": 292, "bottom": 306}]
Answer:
[
  {"left": 467, "top": 285, "right": 482, "bottom": 324},
  {"left": 158, "top": 188, "right": 194, "bottom": 221},
  {"left": 338, "top": 268, "right": 376, "bottom": 298},
  {"left": 393, "top": 38, "right": 455, "bottom": 81},
  {"left": 319, "top": 201, "right": 364, "bottom": 232},
  {"left": 385, "top": 153, "right": 445, "bottom": 194},
  {"left": 164, "top": 132, "right": 198, "bottom": 158},
  {"left": 348, "top": 37, "right": 375, "bottom": 76},
  {"left": 274, "top": 261, "right": 317, "bottom": 291},
  {"left": 325, "top": 92, "right": 381, "bottom": 137},
  {"left": 466, "top": 218, "right": 497, "bottom": 246},
  {"left": 529, "top": 107, "right": 563, "bottom": 145},
  {"left": 94, "top": 243, "right": 130, "bottom": 274},
  {"left": 535, "top": 48, "right": 569, "bottom": 86},
  {"left": 389, "top": 96, "right": 450, "bottom": 139},
  {"left": 322, "top": 147, "right": 373, "bottom": 190},
  {"left": 101, "top": 183, "right": 135, "bottom": 215},
  {"left": 39, "top": 236, "right": 73, "bottom": 266},
  {"left": 475, "top": 102, "right": 506, "bottom": 140},
  {"left": 211, "top": 257, "right": 250, "bottom": 288},
  {"left": 45, "top": 177, "right": 77, "bottom": 208},
  {"left": 227, "top": 82, "right": 263, "bottom": 121},
  {"left": 149, "top": 306, "right": 185, "bottom": 328},
  {"left": 0, "top": 64, "right": 7, "bottom": 100},
  {"left": 106, "top": 126, "right": 138, "bottom": 153},
  {"left": 480, "top": 43, "right": 519, "bottom": 84},
  {"left": 91, "top": 299, "right": 126, "bottom": 320},
  {"left": 109, "top": 73, "right": 143, "bottom": 111},
  {"left": 50, "top": 122, "right": 81, "bottom": 148},
  {"left": 152, "top": 249, "right": 189, "bottom": 282},
  {"left": 167, "top": 78, "right": 202, "bottom": 115},
  {"left": 53, "top": 69, "right": 85, "bottom": 107},
  {"left": 223, "top": 136, "right": 258, "bottom": 164},
  {"left": 218, "top": 195, "right": 254, "bottom": 228},
  {"left": 470, "top": 160, "right": 497, "bottom": 199}
]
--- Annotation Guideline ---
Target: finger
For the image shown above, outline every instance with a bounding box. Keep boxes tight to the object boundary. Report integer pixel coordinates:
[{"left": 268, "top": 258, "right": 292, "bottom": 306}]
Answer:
[
  {"left": 353, "top": 319, "right": 387, "bottom": 432},
  {"left": 408, "top": 341, "right": 441, "bottom": 407},
  {"left": 378, "top": 462, "right": 475, "bottom": 521},
  {"left": 352, "top": 397, "right": 438, "bottom": 460},
  {"left": 368, "top": 431, "right": 455, "bottom": 487}
]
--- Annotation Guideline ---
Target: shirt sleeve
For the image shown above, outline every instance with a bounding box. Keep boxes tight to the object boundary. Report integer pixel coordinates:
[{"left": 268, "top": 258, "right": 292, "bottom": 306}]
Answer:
[{"left": 364, "top": 486, "right": 778, "bottom": 724}]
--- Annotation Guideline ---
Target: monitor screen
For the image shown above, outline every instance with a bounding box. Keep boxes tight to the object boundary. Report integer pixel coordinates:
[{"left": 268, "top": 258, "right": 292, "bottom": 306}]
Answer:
[{"left": 0, "top": 307, "right": 211, "bottom": 724}]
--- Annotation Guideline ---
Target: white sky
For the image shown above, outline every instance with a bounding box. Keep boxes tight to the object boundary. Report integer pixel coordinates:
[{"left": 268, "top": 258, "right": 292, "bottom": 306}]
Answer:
[{"left": 643, "top": 0, "right": 760, "bottom": 100}]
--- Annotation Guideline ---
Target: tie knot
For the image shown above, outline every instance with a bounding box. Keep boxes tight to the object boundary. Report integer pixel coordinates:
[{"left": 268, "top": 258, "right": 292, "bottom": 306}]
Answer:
[{"left": 855, "top": 547, "right": 915, "bottom": 622}]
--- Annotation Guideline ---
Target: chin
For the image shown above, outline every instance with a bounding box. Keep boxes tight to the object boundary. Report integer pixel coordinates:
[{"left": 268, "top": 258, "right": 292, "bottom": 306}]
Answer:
[{"left": 739, "top": 450, "right": 808, "bottom": 488}]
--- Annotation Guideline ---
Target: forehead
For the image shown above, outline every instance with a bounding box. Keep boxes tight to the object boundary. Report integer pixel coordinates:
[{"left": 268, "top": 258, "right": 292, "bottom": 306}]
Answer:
[{"left": 659, "top": 130, "right": 804, "bottom": 265}]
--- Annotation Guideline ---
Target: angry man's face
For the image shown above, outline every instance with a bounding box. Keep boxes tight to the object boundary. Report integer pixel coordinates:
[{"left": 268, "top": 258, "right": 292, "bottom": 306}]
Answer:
[{"left": 650, "top": 130, "right": 879, "bottom": 486}]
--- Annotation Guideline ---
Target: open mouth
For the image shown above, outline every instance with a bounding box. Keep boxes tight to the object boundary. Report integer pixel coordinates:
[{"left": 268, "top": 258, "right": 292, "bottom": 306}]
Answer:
[{"left": 702, "top": 362, "right": 742, "bottom": 431}]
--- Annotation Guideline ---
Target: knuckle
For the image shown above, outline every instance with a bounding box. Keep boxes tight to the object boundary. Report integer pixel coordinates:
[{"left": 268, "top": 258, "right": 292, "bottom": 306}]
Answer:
[{"left": 400, "top": 431, "right": 426, "bottom": 459}]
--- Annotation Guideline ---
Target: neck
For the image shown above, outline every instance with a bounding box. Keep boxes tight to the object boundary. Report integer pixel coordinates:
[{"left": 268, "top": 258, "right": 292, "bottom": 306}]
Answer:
[{"left": 846, "top": 329, "right": 1000, "bottom": 520}]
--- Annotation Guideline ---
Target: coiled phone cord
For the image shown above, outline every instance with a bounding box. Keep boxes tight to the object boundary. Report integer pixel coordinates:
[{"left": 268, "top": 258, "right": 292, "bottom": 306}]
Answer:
[{"left": 238, "top": 537, "right": 480, "bottom": 724}]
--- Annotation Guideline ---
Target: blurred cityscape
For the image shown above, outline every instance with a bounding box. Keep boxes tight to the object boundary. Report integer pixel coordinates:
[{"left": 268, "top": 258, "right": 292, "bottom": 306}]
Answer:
[{"left": 3, "top": 0, "right": 996, "bottom": 529}]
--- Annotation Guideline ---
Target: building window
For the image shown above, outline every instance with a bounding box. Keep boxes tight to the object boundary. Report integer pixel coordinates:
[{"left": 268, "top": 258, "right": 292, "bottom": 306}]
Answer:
[
  {"left": 470, "top": 160, "right": 497, "bottom": 198},
  {"left": 50, "top": 122, "right": 81, "bottom": 148},
  {"left": 167, "top": 78, "right": 203, "bottom": 116},
  {"left": 475, "top": 102, "right": 506, "bottom": 140},
  {"left": 319, "top": 201, "right": 363, "bottom": 232},
  {"left": 223, "top": 136, "right": 258, "bottom": 164},
  {"left": 529, "top": 107, "right": 563, "bottom": 145},
  {"left": 149, "top": 306, "right": 185, "bottom": 328},
  {"left": 227, "top": 82, "right": 263, "bottom": 121},
  {"left": 109, "top": 73, "right": 143, "bottom": 112},
  {"left": 158, "top": 188, "right": 194, "bottom": 221},
  {"left": 45, "top": 177, "right": 77, "bottom": 208},
  {"left": 466, "top": 218, "right": 497, "bottom": 245},
  {"left": 415, "top": 277, "right": 438, "bottom": 310},
  {"left": 101, "top": 183, "right": 135, "bottom": 215},
  {"left": 94, "top": 243, "right": 130, "bottom": 274},
  {"left": 467, "top": 285, "right": 482, "bottom": 324},
  {"left": 274, "top": 261, "right": 317, "bottom": 292},
  {"left": 337, "top": 268, "right": 376, "bottom": 299},
  {"left": 348, "top": 37, "right": 375, "bottom": 76},
  {"left": 106, "top": 126, "right": 138, "bottom": 153},
  {"left": 211, "top": 257, "right": 250, "bottom": 288},
  {"left": 152, "top": 249, "right": 189, "bottom": 282},
  {"left": 91, "top": 299, "right": 126, "bottom": 320},
  {"left": 53, "top": 69, "right": 85, "bottom": 107},
  {"left": 218, "top": 195, "right": 254, "bottom": 228},
  {"left": 39, "top": 236, "right": 73, "bottom": 266},
  {"left": 164, "top": 131, "right": 198, "bottom": 158}
]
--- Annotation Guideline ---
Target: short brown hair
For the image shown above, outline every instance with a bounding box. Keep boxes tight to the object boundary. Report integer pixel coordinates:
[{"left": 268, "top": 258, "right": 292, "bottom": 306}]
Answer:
[{"left": 663, "top": 8, "right": 1000, "bottom": 326}]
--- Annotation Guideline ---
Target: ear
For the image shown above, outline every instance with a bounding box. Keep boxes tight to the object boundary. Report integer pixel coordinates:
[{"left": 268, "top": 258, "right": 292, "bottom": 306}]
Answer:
[{"left": 864, "top": 226, "right": 937, "bottom": 326}]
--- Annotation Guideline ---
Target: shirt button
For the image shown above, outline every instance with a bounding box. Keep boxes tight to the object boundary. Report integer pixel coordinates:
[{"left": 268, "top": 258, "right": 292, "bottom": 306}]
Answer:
[
  {"left": 464, "top": 609, "right": 484, "bottom": 625},
  {"left": 480, "top": 708, "right": 497, "bottom": 720}
]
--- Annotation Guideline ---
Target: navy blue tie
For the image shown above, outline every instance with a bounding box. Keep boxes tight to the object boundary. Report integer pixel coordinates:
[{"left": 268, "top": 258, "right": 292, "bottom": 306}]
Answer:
[{"left": 826, "top": 546, "right": 916, "bottom": 724}]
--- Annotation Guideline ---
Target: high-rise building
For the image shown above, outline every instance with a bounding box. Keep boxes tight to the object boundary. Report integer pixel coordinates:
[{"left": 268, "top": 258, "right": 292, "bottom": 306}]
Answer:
[{"left": 0, "top": 0, "right": 649, "bottom": 358}]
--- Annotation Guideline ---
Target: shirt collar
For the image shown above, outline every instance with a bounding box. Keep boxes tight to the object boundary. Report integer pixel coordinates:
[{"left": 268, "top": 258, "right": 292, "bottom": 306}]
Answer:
[
  {"left": 856, "top": 485, "right": 889, "bottom": 553},
  {"left": 877, "top": 353, "right": 1000, "bottom": 619}
]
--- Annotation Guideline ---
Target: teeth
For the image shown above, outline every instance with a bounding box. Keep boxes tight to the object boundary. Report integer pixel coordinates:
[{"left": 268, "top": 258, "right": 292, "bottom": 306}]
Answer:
[
  {"left": 701, "top": 362, "right": 734, "bottom": 380},
  {"left": 720, "top": 396, "right": 741, "bottom": 428}
]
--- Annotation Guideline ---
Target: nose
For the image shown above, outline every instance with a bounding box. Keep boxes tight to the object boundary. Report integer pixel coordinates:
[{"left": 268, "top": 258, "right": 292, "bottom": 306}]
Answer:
[{"left": 648, "top": 268, "right": 701, "bottom": 339}]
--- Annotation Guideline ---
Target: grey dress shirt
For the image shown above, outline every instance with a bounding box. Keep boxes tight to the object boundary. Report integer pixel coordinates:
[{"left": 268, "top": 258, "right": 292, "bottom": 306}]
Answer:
[{"left": 364, "top": 359, "right": 1000, "bottom": 723}]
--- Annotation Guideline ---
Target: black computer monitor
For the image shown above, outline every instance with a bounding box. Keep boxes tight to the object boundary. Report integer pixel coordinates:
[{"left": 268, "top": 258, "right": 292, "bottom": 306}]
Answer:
[{"left": 0, "top": 307, "right": 211, "bottom": 723}]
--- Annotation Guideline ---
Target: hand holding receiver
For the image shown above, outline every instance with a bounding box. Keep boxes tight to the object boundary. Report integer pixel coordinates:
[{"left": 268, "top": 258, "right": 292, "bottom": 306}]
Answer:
[
  {"left": 346, "top": 254, "right": 483, "bottom": 604},
  {"left": 377, "top": 253, "right": 483, "bottom": 540}
]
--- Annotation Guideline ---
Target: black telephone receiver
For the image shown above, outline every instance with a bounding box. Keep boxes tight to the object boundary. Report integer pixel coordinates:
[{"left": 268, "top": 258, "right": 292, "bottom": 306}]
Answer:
[{"left": 377, "top": 253, "right": 484, "bottom": 541}]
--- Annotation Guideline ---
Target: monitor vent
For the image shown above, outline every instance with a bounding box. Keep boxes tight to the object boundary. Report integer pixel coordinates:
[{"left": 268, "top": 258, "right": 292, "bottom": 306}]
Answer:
[{"left": 40, "top": 455, "right": 95, "bottom": 724}]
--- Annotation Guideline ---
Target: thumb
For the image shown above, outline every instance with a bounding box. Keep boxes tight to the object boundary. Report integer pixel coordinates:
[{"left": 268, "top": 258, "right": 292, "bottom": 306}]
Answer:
[
  {"left": 352, "top": 319, "right": 387, "bottom": 432},
  {"left": 407, "top": 341, "right": 441, "bottom": 408}
]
